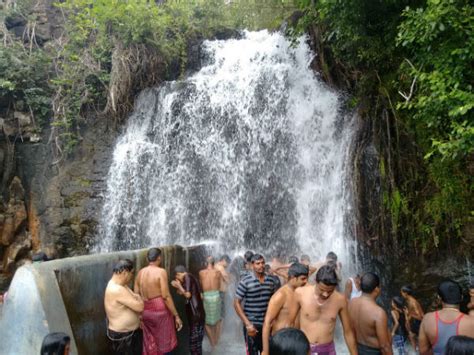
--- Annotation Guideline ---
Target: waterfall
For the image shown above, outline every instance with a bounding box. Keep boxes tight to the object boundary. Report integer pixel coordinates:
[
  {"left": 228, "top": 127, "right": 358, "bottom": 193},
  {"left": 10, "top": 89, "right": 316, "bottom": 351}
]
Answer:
[{"left": 96, "top": 30, "right": 357, "bottom": 267}]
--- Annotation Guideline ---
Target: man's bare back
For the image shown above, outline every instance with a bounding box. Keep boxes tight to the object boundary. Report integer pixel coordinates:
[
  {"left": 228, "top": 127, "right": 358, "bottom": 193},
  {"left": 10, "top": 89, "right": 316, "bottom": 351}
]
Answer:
[
  {"left": 269, "top": 286, "right": 297, "bottom": 334},
  {"left": 295, "top": 284, "right": 345, "bottom": 344},
  {"left": 199, "top": 268, "right": 221, "bottom": 292},
  {"left": 349, "top": 296, "right": 388, "bottom": 348},
  {"left": 134, "top": 264, "right": 168, "bottom": 299}
]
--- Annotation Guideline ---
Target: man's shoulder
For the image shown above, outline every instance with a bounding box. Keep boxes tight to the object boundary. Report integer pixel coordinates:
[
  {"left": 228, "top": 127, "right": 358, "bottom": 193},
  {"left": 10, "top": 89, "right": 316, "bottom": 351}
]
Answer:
[
  {"left": 239, "top": 273, "right": 257, "bottom": 284},
  {"left": 105, "top": 282, "right": 125, "bottom": 296}
]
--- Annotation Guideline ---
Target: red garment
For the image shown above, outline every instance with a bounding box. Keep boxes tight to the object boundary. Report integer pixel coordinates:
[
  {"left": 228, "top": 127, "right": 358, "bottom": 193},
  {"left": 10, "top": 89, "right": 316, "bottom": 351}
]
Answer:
[{"left": 142, "top": 297, "right": 177, "bottom": 355}]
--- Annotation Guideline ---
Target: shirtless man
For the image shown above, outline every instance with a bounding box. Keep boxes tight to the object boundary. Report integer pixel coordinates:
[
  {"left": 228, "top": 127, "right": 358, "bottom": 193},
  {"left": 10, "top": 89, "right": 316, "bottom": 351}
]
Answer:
[
  {"left": 273, "top": 255, "right": 299, "bottom": 283},
  {"left": 289, "top": 264, "right": 357, "bottom": 355},
  {"left": 134, "top": 248, "right": 182, "bottom": 355},
  {"left": 313, "top": 252, "right": 342, "bottom": 282},
  {"left": 262, "top": 262, "right": 309, "bottom": 355},
  {"left": 400, "top": 284, "right": 424, "bottom": 350},
  {"left": 348, "top": 272, "right": 392, "bottom": 355},
  {"left": 104, "top": 259, "right": 144, "bottom": 355},
  {"left": 418, "top": 279, "right": 474, "bottom": 355},
  {"left": 199, "top": 256, "right": 223, "bottom": 348},
  {"left": 215, "top": 254, "right": 231, "bottom": 339},
  {"left": 300, "top": 254, "right": 318, "bottom": 280}
]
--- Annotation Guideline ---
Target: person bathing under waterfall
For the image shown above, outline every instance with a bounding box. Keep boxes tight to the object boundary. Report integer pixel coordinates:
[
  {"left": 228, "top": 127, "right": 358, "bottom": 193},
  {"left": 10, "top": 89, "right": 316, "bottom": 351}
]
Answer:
[
  {"left": 418, "top": 279, "right": 474, "bottom": 355},
  {"left": 215, "top": 254, "right": 231, "bottom": 338},
  {"left": 199, "top": 256, "right": 224, "bottom": 349},
  {"left": 348, "top": 272, "right": 392, "bottom": 355},
  {"left": 400, "top": 285, "right": 424, "bottom": 351},
  {"left": 104, "top": 259, "right": 144, "bottom": 355},
  {"left": 172, "top": 265, "right": 206, "bottom": 355},
  {"left": 134, "top": 248, "right": 182, "bottom": 355},
  {"left": 234, "top": 253, "right": 279, "bottom": 355},
  {"left": 262, "top": 262, "right": 309, "bottom": 355},
  {"left": 289, "top": 264, "right": 358, "bottom": 355}
]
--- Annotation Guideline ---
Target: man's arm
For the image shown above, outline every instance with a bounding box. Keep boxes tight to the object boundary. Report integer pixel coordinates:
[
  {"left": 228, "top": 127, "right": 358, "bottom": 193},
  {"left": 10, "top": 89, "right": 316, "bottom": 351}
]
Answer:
[
  {"left": 287, "top": 289, "right": 301, "bottom": 327},
  {"left": 390, "top": 310, "right": 399, "bottom": 336},
  {"left": 418, "top": 318, "right": 431, "bottom": 355},
  {"left": 344, "top": 279, "right": 352, "bottom": 300},
  {"left": 218, "top": 266, "right": 230, "bottom": 284},
  {"left": 339, "top": 298, "right": 358, "bottom": 355},
  {"left": 117, "top": 287, "right": 144, "bottom": 313},
  {"left": 414, "top": 300, "right": 424, "bottom": 318},
  {"left": 234, "top": 298, "right": 252, "bottom": 328},
  {"left": 159, "top": 271, "right": 183, "bottom": 330},
  {"left": 262, "top": 292, "right": 285, "bottom": 355},
  {"left": 234, "top": 279, "right": 256, "bottom": 333},
  {"left": 133, "top": 271, "right": 141, "bottom": 295},
  {"left": 375, "top": 309, "right": 393, "bottom": 355}
]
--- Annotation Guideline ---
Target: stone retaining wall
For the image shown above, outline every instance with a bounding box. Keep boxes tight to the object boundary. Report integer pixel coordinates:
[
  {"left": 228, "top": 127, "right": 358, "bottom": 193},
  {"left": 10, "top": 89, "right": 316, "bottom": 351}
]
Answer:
[{"left": 0, "top": 245, "right": 207, "bottom": 355}]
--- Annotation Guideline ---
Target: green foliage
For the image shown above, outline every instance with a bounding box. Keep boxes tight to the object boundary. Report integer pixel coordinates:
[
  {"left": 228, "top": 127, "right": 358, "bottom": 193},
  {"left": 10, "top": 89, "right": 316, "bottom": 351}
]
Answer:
[
  {"left": 0, "top": 39, "right": 51, "bottom": 127},
  {"left": 293, "top": 0, "right": 474, "bottom": 252},
  {"left": 49, "top": 0, "right": 297, "bottom": 153},
  {"left": 397, "top": 0, "right": 474, "bottom": 160}
]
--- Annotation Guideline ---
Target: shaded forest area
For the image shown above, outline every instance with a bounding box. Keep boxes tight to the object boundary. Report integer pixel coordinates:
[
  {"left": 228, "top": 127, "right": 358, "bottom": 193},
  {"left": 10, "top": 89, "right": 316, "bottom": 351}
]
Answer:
[{"left": 1, "top": 0, "right": 473, "bottom": 261}]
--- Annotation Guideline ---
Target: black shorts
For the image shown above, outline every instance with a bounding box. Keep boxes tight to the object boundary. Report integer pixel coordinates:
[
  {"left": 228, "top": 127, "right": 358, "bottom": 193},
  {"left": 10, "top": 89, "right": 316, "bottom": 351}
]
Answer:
[
  {"left": 107, "top": 328, "right": 142, "bottom": 355},
  {"left": 410, "top": 319, "right": 421, "bottom": 335}
]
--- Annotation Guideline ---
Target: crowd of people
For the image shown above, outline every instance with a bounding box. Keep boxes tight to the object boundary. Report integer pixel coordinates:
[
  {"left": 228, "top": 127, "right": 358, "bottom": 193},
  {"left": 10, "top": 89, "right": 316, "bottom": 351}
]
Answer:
[{"left": 97, "top": 248, "right": 474, "bottom": 355}]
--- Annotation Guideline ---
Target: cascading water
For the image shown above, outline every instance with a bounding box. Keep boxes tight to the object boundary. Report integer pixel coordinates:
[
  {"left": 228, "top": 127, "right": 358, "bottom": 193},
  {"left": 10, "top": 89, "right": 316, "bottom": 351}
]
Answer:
[
  {"left": 97, "top": 29, "right": 358, "bottom": 354},
  {"left": 97, "top": 29, "right": 356, "bottom": 267}
]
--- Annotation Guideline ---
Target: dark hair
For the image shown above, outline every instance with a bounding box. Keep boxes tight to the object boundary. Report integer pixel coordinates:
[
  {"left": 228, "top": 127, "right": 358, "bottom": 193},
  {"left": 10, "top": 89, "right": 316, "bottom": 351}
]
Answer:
[
  {"left": 147, "top": 248, "right": 161, "bottom": 262},
  {"left": 361, "top": 272, "right": 380, "bottom": 293},
  {"left": 445, "top": 335, "right": 474, "bottom": 355},
  {"left": 469, "top": 276, "right": 474, "bottom": 289},
  {"left": 265, "top": 264, "right": 271, "bottom": 272},
  {"left": 251, "top": 253, "right": 264, "bottom": 263},
  {"left": 220, "top": 254, "right": 231, "bottom": 263},
  {"left": 40, "top": 332, "right": 70, "bottom": 355},
  {"left": 113, "top": 259, "right": 134, "bottom": 274},
  {"left": 32, "top": 252, "right": 49, "bottom": 262},
  {"left": 288, "top": 263, "right": 309, "bottom": 279},
  {"left": 206, "top": 256, "right": 215, "bottom": 266},
  {"left": 315, "top": 265, "right": 338, "bottom": 286},
  {"left": 244, "top": 251, "right": 254, "bottom": 263},
  {"left": 401, "top": 285, "right": 414, "bottom": 295},
  {"left": 174, "top": 265, "right": 187, "bottom": 274},
  {"left": 288, "top": 255, "right": 299, "bottom": 264},
  {"left": 438, "top": 280, "right": 462, "bottom": 305},
  {"left": 392, "top": 296, "right": 406, "bottom": 310},
  {"left": 300, "top": 254, "right": 310, "bottom": 262},
  {"left": 326, "top": 251, "right": 337, "bottom": 261},
  {"left": 269, "top": 328, "right": 310, "bottom": 355}
]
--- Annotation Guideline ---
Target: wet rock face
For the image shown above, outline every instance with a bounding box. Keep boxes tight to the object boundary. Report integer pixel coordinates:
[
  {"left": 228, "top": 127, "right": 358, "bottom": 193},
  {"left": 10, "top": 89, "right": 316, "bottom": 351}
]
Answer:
[
  {"left": 0, "top": 177, "right": 30, "bottom": 278},
  {"left": 0, "top": 115, "right": 117, "bottom": 290}
]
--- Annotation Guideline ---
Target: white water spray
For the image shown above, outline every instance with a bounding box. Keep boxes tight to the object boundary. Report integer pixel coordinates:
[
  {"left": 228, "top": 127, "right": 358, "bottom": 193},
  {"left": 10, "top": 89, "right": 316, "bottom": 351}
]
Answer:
[{"left": 97, "top": 30, "right": 357, "bottom": 269}]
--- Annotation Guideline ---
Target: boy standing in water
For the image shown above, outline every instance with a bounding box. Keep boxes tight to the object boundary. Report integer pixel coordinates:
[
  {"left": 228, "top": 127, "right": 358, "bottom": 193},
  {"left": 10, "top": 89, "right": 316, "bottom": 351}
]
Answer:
[
  {"left": 199, "top": 256, "right": 223, "bottom": 349},
  {"left": 262, "top": 262, "right": 309, "bottom": 355},
  {"left": 390, "top": 296, "right": 409, "bottom": 355},
  {"left": 400, "top": 285, "right": 424, "bottom": 350}
]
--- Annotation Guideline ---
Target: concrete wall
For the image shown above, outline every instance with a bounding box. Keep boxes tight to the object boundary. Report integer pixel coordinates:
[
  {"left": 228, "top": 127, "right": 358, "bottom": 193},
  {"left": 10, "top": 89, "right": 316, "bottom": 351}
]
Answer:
[{"left": 0, "top": 245, "right": 207, "bottom": 355}]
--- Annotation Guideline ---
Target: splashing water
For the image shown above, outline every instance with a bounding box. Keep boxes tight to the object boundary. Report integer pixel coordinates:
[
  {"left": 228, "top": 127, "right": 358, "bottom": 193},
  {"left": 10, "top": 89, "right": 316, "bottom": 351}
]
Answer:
[{"left": 96, "top": 30, "right": 357, "bottom": 270}]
